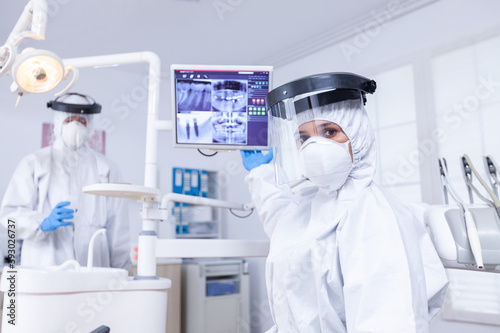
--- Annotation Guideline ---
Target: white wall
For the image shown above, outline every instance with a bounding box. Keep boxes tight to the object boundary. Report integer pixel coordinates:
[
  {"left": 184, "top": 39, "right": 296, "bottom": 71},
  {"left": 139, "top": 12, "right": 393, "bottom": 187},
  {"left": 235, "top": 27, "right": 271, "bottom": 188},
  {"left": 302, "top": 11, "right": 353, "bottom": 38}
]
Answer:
[
  {"left": 274, "top": 0, "right": 500, "bottom": 85},
  {"left": 1, "top": 0, "right": 500, "bottom": 332}
]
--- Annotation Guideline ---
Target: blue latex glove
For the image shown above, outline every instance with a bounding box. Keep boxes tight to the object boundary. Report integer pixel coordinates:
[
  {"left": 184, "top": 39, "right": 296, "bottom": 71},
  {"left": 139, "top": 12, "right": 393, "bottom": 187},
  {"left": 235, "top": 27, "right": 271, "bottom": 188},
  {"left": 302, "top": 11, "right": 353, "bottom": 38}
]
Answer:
[
  {"left": 41, "top": 201, "right": 74, "bottom": 232},
  {"left": 240, "top": 150, "right": 274, "bottom": 171}
]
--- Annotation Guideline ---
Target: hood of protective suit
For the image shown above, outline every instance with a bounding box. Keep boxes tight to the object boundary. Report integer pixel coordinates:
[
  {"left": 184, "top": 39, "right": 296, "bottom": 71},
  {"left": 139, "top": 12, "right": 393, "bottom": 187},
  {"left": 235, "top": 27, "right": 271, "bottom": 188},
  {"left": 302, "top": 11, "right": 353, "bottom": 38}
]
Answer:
[{"left": 295, "top": 99, "right": 376, "bottom": 196}]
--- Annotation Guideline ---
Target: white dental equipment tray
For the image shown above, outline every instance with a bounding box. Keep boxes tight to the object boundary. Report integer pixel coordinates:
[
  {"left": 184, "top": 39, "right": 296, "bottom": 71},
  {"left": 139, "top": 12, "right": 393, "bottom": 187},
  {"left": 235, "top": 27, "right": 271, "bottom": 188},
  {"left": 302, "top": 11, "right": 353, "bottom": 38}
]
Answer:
[
  {"left": 425, "top": 204, "right": 500, "bottom": 271},
  {"left": 83, "top": 183, "right": 160, "bottom": 201},
  {"left": 156, "top": 239, "right": 270, "bottom": 258}
]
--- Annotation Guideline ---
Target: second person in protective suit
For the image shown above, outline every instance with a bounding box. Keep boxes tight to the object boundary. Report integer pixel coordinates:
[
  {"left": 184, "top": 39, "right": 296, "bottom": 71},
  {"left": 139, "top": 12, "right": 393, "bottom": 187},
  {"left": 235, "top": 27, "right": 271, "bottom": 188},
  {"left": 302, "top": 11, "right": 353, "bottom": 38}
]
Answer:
[
  {"left": 0, "top": 92, "right": 130, "bottom": 269},
  {"left": 241, "top": 73, "right": 448, "bottom": 333}
]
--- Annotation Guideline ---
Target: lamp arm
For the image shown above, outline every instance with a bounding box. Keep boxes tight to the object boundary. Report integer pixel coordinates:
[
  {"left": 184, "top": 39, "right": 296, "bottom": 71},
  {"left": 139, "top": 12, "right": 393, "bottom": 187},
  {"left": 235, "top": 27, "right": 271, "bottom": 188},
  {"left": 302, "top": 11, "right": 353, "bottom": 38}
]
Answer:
[
  {"left": 30, "top": 0, "right": 48, "bottom": 39},
  {"left": 4, "top": 0, "right": 47, "bottom": 48},
  {"left": 54, "top": 66, "right": 80, "bottom": 97}
]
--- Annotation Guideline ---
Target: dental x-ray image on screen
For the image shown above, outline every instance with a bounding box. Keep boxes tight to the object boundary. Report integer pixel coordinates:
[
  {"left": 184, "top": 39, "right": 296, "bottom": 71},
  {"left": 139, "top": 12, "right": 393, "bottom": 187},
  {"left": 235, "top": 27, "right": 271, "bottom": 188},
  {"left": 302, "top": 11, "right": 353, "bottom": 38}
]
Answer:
[
  {"left": 211, "top": 80, "right": 247, "bottom": 113},
  {"left": 212, "top": 111, "right": 247, "bottom": 144},
  {"left": 176, "top": 80, "right": 212, "bottom": 111},
  {"left": 177, "top": 111, "right": 213, "bottom": 143},
  {"left": 172, "top": 64, "right": 273, "bottom": 150}
]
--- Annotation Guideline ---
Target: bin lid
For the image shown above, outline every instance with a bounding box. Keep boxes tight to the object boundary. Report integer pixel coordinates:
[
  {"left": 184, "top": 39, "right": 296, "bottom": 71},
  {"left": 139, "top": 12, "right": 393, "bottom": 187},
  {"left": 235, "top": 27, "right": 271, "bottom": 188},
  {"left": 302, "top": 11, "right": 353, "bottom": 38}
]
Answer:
[{"left": 0, "top": 261, "right": 171, "bottom": 294}]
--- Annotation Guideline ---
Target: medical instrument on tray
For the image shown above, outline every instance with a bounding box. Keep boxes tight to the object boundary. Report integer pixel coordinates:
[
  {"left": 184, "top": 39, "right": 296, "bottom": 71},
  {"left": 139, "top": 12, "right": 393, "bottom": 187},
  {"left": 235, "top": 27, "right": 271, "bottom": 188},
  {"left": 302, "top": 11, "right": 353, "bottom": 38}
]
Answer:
[
  {"left": 462, "top": 154, "right": 500, "bottom": 217},
  {"left": 484, "top": 155, "right": 500, "bottom": 197},
  {"left": 439, "top": 157, "right": 484, "bottom": 269}
]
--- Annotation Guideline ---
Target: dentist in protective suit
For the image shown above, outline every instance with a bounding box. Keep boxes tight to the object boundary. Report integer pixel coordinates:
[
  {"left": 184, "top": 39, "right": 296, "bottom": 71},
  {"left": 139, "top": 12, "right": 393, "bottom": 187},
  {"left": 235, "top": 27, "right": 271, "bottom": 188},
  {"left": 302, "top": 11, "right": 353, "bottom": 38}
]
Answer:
[
  {"left": 0, "top": 93, "right": 130, "bottom": 269},
  {"left": 241, "top": 73, "right": 448, "bottom": 332}
]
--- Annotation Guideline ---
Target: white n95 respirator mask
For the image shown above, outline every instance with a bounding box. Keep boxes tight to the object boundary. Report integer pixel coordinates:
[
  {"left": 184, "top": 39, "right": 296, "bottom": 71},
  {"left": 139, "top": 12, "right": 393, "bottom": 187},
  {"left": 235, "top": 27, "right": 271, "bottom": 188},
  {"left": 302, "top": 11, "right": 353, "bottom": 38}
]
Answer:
[
  {"left": 298, "top": 136, "right": 353, "bottom": 190},
  {"left": 62, "top": 121, "right": 88, "bottom": 150}
]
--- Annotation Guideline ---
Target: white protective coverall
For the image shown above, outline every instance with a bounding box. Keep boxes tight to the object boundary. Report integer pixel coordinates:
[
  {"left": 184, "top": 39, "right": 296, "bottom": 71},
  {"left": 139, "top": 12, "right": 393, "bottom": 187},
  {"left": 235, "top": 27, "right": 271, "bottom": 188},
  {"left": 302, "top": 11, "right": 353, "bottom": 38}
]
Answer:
[
  {"left": 245, "top": 103, "right": 448, "bottom": 332},
  {"left": 0, "top": 113, "right": 130, "bottom": 269}
]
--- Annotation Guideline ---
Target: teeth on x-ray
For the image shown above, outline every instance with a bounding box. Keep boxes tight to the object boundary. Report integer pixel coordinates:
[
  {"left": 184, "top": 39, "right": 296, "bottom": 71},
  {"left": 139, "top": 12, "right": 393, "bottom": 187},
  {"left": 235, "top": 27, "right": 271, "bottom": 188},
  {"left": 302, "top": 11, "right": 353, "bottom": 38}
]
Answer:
[
  {"left": 214, "top": 93, "right": 244, "bottom": 102},
  {"left": 212, "top": 80, "right": 247, "bottom": 112},
  {"left": 212, "top": 111, "right": 247, "bottom": 144},
  {"left": 177, "top": 80, "right": 212, "bottom": 111}
]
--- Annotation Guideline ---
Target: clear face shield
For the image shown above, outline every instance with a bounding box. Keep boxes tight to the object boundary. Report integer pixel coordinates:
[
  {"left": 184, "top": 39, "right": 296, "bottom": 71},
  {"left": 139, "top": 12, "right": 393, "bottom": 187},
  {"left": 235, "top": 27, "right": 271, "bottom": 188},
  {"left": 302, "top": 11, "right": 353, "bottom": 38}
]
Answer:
[
  {"left": 266, "top": 73, "right": 376, "bottom": 187},
  {"left": 47, "top": 92, "right": 102, "bottom": 150}
]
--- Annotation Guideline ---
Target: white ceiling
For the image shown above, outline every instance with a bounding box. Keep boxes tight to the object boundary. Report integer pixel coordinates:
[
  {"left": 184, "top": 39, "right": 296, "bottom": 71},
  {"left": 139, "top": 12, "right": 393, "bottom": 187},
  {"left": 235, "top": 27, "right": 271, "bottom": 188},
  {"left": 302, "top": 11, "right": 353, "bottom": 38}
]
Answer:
[{"left": 1, "top": 0, "right": 436, "bottom": 70}]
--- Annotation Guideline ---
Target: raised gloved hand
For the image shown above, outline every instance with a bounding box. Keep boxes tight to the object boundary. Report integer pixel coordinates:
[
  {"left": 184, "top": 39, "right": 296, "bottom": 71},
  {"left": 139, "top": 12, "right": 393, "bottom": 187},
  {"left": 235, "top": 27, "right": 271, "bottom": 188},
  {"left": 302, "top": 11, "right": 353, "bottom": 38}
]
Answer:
[
  {"left": 240, "top": 150, "right": 274, "bottom": 172},
  {"left": 41, "top": 201, "right": 74, "bottom": 232}
]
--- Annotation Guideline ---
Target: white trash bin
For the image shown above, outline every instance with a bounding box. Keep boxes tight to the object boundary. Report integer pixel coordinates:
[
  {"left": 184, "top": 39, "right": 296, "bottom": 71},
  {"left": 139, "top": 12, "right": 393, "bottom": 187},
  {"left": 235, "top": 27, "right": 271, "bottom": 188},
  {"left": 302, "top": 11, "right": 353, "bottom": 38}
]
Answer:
[{"left": 0, "top": 261, "right": 170, "bottom": 333}]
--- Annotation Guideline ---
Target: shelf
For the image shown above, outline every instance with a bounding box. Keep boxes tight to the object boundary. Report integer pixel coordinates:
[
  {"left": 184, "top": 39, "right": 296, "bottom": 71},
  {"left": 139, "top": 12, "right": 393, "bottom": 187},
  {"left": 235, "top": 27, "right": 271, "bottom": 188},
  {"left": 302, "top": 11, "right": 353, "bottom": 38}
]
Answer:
[{"left": 83, "top": 183, "right": 160, "bottom": 201}]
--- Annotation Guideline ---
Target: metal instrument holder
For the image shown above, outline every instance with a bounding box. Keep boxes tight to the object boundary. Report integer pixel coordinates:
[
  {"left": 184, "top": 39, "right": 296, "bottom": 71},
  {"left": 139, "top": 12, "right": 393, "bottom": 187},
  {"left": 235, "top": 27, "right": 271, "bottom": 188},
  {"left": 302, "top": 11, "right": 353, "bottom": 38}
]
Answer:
[
  {"left": 462, "top": 157, "right": 475, "bottom": 204},
  {"left": 439, "top": 159, "right": 449, "bottom": 204},
  {"left": 485, "top": 156, "right": 500, "bottom": 197},
  {"left": 462, "top": 156, "right": 495, "bottom": 207},
  {"left": 437, "top": 157, "right": 485, "bottom": 269}
]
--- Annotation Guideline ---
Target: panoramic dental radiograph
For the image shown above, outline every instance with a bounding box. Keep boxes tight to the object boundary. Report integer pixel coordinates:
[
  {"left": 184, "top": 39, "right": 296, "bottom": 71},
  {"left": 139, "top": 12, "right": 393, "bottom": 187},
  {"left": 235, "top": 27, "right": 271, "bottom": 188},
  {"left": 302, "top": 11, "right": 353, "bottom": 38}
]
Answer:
[
  {"left": 211, "top": 80, "right": 247, "bottom": 112},
  {"left": 212, "top": 111, "right": 247, "bottom": 144}
]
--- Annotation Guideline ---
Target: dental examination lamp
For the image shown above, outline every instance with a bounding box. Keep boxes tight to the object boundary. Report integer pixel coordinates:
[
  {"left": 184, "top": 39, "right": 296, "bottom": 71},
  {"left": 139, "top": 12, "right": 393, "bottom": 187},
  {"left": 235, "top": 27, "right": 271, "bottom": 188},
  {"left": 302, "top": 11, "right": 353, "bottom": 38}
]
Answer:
[{"left": 0, "top": 0, "right": 77, "bottom": 104}]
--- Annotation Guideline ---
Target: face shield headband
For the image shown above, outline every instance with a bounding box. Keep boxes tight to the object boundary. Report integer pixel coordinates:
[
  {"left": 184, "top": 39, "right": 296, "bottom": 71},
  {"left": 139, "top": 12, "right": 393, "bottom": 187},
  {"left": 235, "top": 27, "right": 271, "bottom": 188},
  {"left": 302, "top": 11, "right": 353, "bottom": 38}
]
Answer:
[
  {"left": 266, "top": 72, "right": 376, "bottom": 119},
  {"left": 271, "top": 89, "right": 364, "bottom": 120},
  {"left": 47, "top": 92, "right": 102, "bottom": 114}
]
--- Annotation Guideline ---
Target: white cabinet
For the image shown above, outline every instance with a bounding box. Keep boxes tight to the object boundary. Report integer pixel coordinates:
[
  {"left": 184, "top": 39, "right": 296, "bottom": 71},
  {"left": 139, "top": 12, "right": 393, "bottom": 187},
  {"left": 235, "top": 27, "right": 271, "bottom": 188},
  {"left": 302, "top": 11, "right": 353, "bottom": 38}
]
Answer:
[{"left": 181, "top": 259, "right": 250, "bottom": 333}]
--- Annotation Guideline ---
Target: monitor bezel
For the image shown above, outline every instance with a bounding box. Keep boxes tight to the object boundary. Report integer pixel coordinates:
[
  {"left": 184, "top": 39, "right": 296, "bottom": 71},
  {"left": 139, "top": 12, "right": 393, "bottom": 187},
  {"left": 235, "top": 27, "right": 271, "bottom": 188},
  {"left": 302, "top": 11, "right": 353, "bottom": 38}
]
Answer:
[{"left": 171, "top": 64, "right": 273, "bottom": 151}]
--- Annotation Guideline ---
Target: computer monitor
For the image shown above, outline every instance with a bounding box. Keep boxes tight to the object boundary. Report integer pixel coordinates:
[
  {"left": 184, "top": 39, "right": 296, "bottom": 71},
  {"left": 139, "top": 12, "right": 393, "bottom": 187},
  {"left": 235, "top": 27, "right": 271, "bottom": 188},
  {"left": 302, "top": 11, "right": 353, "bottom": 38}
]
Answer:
[{"left": 171, "top": 64, "right": 273, "bottom": 150}]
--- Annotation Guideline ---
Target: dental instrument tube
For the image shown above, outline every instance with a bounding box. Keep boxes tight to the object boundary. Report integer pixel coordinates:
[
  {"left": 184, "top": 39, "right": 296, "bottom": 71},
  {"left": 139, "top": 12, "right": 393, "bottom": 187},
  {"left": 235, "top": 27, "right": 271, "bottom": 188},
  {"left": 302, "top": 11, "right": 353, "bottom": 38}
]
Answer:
[
  {"left": 485, "top": 156, "right": 499, "bottom": 197},
  {"left": 439, "top": 160, "right": 450, "bottom": 204},
  {"left": 439, "top": 157, "right": 484, "bottom": 269},
  {"left": 462, "top": 158, "right": 475, "bottom": 204},
  {"left": 464, "top": 154, "right": 500, "bottom": 210},
  {"left": 464, "top": 210, "right": 484, "bottom": 269},
  {"left": 87, "top": 228, "right": 107, "bottom": 271}
]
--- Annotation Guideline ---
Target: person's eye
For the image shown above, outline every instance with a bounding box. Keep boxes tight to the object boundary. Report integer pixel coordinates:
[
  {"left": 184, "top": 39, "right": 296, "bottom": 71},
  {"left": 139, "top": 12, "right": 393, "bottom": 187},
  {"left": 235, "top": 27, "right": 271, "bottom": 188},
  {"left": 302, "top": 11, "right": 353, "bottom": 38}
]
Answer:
[
  {"left": 324, "top": 129, "right": 337, "bottom": 137},
  {"left": 299, "top": 135, "right": 309, "bottom": 144}
]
